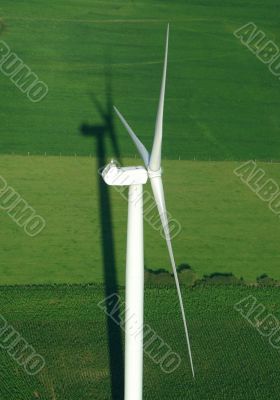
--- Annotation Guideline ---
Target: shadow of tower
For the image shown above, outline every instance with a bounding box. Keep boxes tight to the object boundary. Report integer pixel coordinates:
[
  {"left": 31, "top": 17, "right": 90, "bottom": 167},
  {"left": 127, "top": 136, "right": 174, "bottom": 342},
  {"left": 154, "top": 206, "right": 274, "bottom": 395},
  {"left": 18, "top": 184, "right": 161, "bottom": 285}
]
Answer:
[{"left": 80, "top": 71, "right": 124, "bottom": 399}]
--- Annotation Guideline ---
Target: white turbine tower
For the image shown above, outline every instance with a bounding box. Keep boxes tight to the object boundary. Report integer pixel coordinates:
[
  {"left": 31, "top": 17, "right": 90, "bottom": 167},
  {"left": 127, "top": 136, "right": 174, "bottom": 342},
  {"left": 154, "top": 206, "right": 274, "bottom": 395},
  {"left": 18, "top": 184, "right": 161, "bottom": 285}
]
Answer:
[{"left": 102, "top": 25, "right": 194, "bottom": 400}]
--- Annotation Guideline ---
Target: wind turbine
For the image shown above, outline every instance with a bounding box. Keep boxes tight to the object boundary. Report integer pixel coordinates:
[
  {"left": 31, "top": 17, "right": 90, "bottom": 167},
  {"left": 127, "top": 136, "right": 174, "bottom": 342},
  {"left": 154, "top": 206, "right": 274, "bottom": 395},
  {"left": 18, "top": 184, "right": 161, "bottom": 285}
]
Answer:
[{"left": 102, "top": 25, "right": 194, "bottom": 400}]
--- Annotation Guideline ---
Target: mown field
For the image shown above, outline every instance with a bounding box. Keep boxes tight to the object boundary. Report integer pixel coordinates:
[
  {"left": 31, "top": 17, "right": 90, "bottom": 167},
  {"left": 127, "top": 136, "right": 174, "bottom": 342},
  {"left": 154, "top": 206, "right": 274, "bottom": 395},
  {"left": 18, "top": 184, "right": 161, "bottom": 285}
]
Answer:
[
  {"left": 0, "top": 0, "right": 280, "bottom": 160},
  {"left": 1, "top": 0, "right": 280, "bottom": 285},
  {"left": 0, "top": 284, "right": 280, "bottom": 400},
  {"left": 0, "top": 155, "right": 280, "bottom": 284}
]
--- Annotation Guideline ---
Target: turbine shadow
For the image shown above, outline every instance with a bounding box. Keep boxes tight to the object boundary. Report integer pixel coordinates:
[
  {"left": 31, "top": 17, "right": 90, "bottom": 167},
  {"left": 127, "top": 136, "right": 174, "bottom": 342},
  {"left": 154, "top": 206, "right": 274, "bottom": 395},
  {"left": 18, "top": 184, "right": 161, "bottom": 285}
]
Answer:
[
  {"left": 0, "top": 18, "right": 6, "bottom": 36},
  {"left": 80, "top": 71, "right": 124, "bottom": 399}
]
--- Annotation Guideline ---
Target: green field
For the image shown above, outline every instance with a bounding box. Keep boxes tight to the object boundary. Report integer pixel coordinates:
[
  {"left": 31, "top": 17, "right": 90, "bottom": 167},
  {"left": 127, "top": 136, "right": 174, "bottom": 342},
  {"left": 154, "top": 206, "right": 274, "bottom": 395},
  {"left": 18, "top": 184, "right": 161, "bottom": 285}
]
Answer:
[
  {"left": 0, "top": 155, "right": 280, "bottom": 284},
  {"left": 1, "top": 0, "right": 280, "bottom": 160},
  {"left": 1, "top": 0, "right": 280, "bottom": 285},
  {"left": 1, "top": 284, "right": 280, "bottom": 399}
]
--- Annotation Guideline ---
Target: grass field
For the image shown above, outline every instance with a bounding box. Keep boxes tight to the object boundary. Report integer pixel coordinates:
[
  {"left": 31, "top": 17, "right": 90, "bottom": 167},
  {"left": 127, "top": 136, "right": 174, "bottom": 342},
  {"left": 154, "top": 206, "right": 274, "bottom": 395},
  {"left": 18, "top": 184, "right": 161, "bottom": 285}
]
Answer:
[
  {"left": 0, "top": 284, "right": 280, "bottom": 399},
  {"left": 1, "top": 1, "right": 280, "bottom": 285},
  {"left": 1, "top": 0, "right": 280, "bottom": 160},
  {"left": 0, "top": 155, "right": 280, "bottom": 285}
]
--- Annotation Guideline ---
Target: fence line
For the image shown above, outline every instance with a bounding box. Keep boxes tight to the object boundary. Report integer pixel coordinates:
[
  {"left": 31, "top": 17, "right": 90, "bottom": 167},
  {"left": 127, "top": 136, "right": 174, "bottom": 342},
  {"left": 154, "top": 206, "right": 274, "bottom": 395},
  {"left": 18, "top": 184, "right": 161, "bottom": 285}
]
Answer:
[{"left": 2, "top": 152, "right": 280, "bottom": 164}]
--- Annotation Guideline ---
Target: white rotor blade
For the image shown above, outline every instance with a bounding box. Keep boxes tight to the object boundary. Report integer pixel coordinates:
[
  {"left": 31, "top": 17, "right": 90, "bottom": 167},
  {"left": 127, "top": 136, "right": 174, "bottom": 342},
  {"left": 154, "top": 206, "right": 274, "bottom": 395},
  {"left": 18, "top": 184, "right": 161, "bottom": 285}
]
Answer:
[
  {"left": 149, "top": 24, "right": 169, "bottom": 172},
  {"left": 150, "top": 175, "right": 195, "bottom": 378},
  {"left": 114, "top": 106, "right": 150, "bottom": 167}
]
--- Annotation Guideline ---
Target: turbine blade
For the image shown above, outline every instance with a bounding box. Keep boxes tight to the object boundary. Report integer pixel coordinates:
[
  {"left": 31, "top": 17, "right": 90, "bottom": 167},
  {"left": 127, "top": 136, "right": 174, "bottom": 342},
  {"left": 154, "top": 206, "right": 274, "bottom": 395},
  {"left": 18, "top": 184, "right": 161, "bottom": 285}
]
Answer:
[
  {"left": 150, "top": 175, "right": 195, "bottom": 378},
  {"left": 114, "top": 106, "right": 150, "bottom": 167},
  {"left": 149, "top": 24, "right": 169, "bottom": 172}
]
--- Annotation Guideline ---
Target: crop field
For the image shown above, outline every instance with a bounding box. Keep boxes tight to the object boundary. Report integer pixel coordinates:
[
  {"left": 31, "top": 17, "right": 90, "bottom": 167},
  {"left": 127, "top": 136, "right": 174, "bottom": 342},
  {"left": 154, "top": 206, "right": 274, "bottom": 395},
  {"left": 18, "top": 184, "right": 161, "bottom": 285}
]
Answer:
[{"left": 0, "top": 284, "right": 280, "bottom": 400}]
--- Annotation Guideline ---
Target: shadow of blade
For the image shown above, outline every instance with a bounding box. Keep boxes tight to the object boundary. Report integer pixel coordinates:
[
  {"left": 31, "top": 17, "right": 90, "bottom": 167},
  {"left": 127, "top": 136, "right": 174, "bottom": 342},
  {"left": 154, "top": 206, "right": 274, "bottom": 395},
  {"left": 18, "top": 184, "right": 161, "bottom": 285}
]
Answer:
[
  {"left": 90, "top": 78, "right": 121, "bottom": 162},
  {"left": 79, "top": 79, "right": 124, "bottom": 399}
]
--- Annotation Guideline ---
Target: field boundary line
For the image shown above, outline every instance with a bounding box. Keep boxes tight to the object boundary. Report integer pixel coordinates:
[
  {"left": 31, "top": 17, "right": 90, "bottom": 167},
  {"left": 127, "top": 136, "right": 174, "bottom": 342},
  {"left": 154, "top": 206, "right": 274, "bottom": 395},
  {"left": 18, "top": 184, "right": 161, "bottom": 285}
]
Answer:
[
  {"left": 5, "top": 17, "right": 209, "bottom": 25},
  {"left": 1, "top": 153, "right": 280, "bottom": 165}
]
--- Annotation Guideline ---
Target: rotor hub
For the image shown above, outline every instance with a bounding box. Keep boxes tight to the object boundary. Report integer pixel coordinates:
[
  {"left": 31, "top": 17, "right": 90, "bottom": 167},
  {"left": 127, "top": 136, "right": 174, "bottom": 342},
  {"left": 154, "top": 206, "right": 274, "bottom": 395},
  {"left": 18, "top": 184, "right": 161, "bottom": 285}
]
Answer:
[{"left": 147, "top": 168, "right": 162, "bottom": 179}]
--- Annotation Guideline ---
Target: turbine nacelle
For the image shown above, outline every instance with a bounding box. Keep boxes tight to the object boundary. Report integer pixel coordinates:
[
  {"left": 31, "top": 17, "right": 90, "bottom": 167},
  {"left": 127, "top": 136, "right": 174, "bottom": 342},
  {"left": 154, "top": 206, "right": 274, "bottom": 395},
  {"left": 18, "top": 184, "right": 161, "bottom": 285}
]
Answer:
[{"left": 102, "top": 161, "right": 148, "bottom": 186}]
